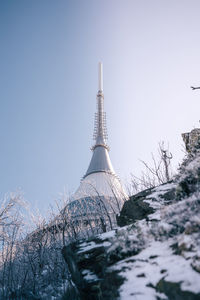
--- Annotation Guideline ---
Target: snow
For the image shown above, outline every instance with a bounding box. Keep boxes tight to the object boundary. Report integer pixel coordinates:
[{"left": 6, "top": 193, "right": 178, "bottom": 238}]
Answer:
[
  {"left": 98, "top": 230, "right": 116, "bottom": 240},
  {"left": 111, "top": 240, "right": 200, "bottom": 300},
  {"left": 146, "top": 182, "right": 175, "bottom": 200},
  {"left": 148, "top": 211, "right": 161, "bottom": 220},
  {"left": 143, "top": 182, "right": 175, "bottom": 211},
  {"left": 78, "top": 240, "right": 111, "bottom": 253},
  {"left": 82, "top": 269, "right": 98, "bottom": 282}
]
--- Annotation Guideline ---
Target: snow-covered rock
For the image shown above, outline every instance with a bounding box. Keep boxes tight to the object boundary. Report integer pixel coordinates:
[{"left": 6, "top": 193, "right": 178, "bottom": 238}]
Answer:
[{"left": 63, "top": 151, "right": 200, "bottom": 299}]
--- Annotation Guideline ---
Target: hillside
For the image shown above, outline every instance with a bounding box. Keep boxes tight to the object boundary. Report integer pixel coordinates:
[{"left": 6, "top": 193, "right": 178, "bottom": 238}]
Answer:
[{"left": 62, "top": 147, "right": 200, "bottom": 300}]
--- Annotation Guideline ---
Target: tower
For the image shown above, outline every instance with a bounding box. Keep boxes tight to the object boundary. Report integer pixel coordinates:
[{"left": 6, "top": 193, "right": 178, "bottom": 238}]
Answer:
[{"left": 69, "top": 63, "right": 127, "bottom": 233}]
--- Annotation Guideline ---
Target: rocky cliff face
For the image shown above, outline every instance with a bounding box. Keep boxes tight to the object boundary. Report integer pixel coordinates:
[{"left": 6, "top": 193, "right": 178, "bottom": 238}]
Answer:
[
  {"left": 182, "top": 128, "right": 200, "bottom": 153},
  {"left": 62, "top": 148, "right": 200, "bottom": 300}
]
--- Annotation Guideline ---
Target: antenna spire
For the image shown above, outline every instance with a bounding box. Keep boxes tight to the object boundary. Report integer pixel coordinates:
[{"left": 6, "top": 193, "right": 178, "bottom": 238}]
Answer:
[
  {"left": 93, "top": 62, "right": 108, "bottom": 150},
  {"left": 98, "top": 62, "right": 103, "bottom": 91}
]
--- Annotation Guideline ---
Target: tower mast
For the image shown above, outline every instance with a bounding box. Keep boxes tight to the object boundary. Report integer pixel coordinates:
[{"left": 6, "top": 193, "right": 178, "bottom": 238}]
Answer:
[
  {"left": 93, "top": 62, "right": 108, "bottom": 150},
  {"left": 83, "top": 63, "right": 114, "bottom": 178}
]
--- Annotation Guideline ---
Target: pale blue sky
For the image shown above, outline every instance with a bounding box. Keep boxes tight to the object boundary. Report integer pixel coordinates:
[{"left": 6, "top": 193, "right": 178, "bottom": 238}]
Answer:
[{"left": 1, "top": 0, "right": 200, "bottom": 214}]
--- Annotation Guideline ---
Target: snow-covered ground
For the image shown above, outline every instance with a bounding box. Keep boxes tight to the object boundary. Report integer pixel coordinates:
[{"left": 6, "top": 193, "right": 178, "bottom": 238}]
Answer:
[
  {"left": 115, "top": 239, "right": 200, "bottom": 300},
  {"left": 75, "top": 175, "right": 200, "bottom": 300}
]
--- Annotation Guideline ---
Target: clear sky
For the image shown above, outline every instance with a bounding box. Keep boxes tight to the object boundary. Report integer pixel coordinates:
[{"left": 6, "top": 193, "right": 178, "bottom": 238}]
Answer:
[{"left": 1, "top": 0, "right": 200, "bottom": 214}]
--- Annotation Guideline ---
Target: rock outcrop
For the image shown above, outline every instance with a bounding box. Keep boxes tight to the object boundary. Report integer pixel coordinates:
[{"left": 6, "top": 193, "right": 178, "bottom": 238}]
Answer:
[
  {"left": 62, "top": 183, "right": 200, "bottom": 299},
  {"left": 62, "top": 233, "right": 126, "bottom": 300},
  {"left": 62, "top": 138, "right": 200, "bottom": 300},
  {"left": 116, "top": 188, "right": 155, "bottom": 226}
]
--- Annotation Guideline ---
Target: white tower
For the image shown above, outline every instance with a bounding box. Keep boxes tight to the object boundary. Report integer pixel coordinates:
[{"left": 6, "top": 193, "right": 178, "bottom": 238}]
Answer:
[{"left": 69, "top": 63, "right": 127, "bottom": 232}]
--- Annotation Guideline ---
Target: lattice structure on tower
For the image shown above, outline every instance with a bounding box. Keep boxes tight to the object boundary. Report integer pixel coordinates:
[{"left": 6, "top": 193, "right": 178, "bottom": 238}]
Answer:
[
  {"left": 93, "top": 90, "right": 108, "bottom": 149},
  {"left": 93, "top": 107, "right": 108, "bottom": 142}
]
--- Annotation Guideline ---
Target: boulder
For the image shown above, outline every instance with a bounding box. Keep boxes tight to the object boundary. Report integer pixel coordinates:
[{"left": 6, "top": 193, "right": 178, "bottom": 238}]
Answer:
[{"left": 117, "top": 188, "right": 155, "bottom": 226}]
